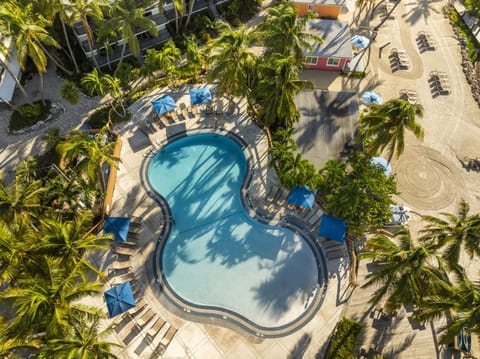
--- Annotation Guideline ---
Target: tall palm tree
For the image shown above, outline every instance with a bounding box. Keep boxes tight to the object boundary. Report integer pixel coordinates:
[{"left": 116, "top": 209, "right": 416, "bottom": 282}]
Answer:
[
  {"left": 38, "top": 315, "right": 121, "bottom": 359},
  {"left": 357, "top": 98, "right": 424, "bottom": 161},
  {"left": 256, "top": 3, "right": 322, "bottom": 64},
  {"left": 81, "top": 69, "right": 126, "bottom": 116},
  {"left": 1, "top": 257, "right": 104, "bottom": 339},
  {"left": 102, "top": 0, "right": 158, "bottom": 65},
  {"left": 56, "top": 127, "right": 119, "bottom": 189},
  {"left": 0, "top": 1, "right": 73, "bottom": 100},
  {"left": 256, "top": 54, "right": 313, "bottom": 129},
  {"left": 420, "top": 199, "right": 480, "bottom": 273},
  {"left": 37, "top": 212, "right": 112, "bottom": 275},
  {"left": 415, "top": 270, "right": 480, "bottom": 344},
  {"left": 74, "top": 0, "right": 107, "bottom": 70},
  {"left": 207, "top": 21, "right": 258, "bottom": 102},
  {"left": 360, "top": 229, "right": 450, "bottom": 312}
]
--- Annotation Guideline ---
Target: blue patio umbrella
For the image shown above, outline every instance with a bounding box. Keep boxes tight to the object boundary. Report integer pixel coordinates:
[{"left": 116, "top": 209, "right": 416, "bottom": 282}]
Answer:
[
  {"left": 104, "top": 282, "right": 136, "bottom": 318},
  {"left": 318, "top": 214, "right": 347, "bottom": 243},
  {"left": 370, "top": 157, "right": 392, "bottom": 176},
  {"left": 190, "top": 87, "right": 212, "bottom": 105},
  {"left": 287, "top": 185, "right": 317, "bottom": 209},
  {"left": 151, "top": 95, "right": 177, "bottom": 115},
  {"left": 361, "top": 91, "right": 383, "bottom": 105},
  {"left": 351, "top": 35, "right": 370, "bottom": 49},
  {"left": 104, "top": 216, "right": 131, "bottom": 242}
]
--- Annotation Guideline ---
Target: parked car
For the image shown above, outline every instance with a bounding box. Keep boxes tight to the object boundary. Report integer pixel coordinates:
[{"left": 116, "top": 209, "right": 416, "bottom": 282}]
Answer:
[{"left": 385, "top": 205, "right": 411, "bottom": 227}]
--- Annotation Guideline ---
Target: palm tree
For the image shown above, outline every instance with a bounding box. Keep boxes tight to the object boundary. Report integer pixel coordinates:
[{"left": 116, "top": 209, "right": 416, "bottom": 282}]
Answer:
[
  {"left": 256, "top": 54, "right": 313, "bottom": 129},
  {"left": 360, "top": 229, "right": 450, "bottom": 312},
  {"left": 357, "top": 98, "right": 424, "bottom": 161},
  {"left": 0, "top": 1, "right": 65, "bottom": 100},
  {"left": 56, "top": 127, "right": 119, "bottom": 189},
  {"left": 257, "top": 3, "right": 322, "bottom": 64},
  {"left": 102, "top": 0, "right": 158, "bottom": 65},
  {"left": 420, "top": 199, "right": 480, "bottom": 273},
  {"left": 81, "top": 69, "right": 126, "bottom": 116},
  {"left": 74, "top": 0, "right": 107, "bottom": 70},
  {"left": 38, "top": 315, "right": 121, "bottom": 359},
  {"left": 207, "top": 21, "right": 258, "bottom": 102},
  {"left": 37, "top": 212, "right": 112, "bottom": 275},
  {"left": 60, "top": 80, "right": 81, "bottom": 105},
  {"left": 1, "top": 257, "right": 104, "bottom": 339}
]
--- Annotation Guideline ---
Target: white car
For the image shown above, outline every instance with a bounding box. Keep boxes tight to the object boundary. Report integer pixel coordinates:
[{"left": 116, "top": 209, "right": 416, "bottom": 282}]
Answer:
[{"left": 385, "top": 205, "right": 411, "bottom": 227}]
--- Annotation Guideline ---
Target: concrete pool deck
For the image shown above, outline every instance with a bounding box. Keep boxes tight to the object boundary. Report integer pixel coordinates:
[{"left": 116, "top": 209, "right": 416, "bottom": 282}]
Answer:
[{"left": 96, "top": 87, "right": 351, "bottom": 358}]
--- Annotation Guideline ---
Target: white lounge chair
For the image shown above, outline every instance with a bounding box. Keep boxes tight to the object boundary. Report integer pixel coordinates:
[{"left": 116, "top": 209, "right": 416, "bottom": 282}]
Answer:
[
  {"left": 113, "top": 246, "right": 136, "bottom": 257},
  {"left": 146, "top": 317, "right": 166, "bottom": 343},
  {"left": 150, "top": 325, "right": 178, "bottom": 357},
  {"left": 135, "top": 308, "right": 156, "bottom": 329}
]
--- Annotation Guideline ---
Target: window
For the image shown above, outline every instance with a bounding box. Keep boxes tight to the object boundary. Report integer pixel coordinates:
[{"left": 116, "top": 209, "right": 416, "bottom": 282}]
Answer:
[
  {"left": 308, "top": 4, "right": 315, "bottom": 11},
  {"left": 305, "top": 56, "right": 318, "bottom": 65},
  {"left": 327, "top": 58, "right": 340, "bottom": 66}
]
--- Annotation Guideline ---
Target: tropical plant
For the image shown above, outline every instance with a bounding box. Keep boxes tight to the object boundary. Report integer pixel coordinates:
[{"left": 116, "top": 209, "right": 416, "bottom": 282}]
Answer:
[
  {"left": 60, "top": 80, "right": 81, "bottom": 105},
  {"left": 38, "top": 315, "right": 121, "bottom": 358},
  {"left": 102, "top": 0, "right": 158, "bottom": 65},
  {"left": 256, "top": 54, "right": 312, "bottom": 129},
  {"left": 257, "top": 3, "right": 322, "bottom": 64},
  {"left": 327, "top": 317, "right": 363, "bottom": 358},
  {"left": 207, "top": 21, "right": 258, "bottom": 104},
  {"left": 321, "top": 151, "right": 397, "bottom": 236},
  {"left": 357, "top": 99, "right": 424, "bottom": 161},
  {"left": 56, "top": 126, "right": 119, "bottom": 189},
  {"left": 419, "top": 199, "right": 480, "bottom": 273},
  {"left": 360, "top": 228, "right": 450, "bottom": 311},
  {"left": 415, "top": 270, "right": 480, "bottom": 343},
  {"left": 0, "top": 257, "right": 104, "bottom": 339}
]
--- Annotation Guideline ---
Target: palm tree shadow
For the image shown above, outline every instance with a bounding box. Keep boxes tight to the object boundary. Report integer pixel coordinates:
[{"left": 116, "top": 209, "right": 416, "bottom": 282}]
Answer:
[{"left": 402, "top": 0, "right": 442, "bottom": 25}]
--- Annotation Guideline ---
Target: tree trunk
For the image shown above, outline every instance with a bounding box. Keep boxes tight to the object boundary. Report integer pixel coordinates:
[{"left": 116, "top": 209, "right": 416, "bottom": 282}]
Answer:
[
  {"left": 347, "top": 236, "right": 359, "bottom": 287},
  {"left": 184, "top": 0, "right": 196, "bottom": 30},
  {"left": 39, "top": 71, "right": 45, "bottom": 104},
  {"left": 60, "top": 18, "right": 80, "bottom": 74},
  {"left": 117, "top": 41, "right": 127, "bottom": 68},
  {"left": 37, "top": 42, "right": 74, "bottom": 76},
  {"left": 0, "top": 58, "right": 31, "bottom": 103},
  {"left": 373, "top": 0, "right": 401, "bottom": 32},
  {"left": 81, "top": 16, "right": 101, "bottom": 70}
]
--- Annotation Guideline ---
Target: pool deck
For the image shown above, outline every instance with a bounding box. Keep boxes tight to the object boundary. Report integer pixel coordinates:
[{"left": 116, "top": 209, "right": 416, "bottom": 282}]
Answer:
[{"left": 95, "top": 87, "right": 351, "bottom": 358}]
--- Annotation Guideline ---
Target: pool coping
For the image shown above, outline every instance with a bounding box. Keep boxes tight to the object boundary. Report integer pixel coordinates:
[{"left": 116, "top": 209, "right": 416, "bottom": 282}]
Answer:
[{"left": 139, "top": 126, "right": 329, "bottom": 339}]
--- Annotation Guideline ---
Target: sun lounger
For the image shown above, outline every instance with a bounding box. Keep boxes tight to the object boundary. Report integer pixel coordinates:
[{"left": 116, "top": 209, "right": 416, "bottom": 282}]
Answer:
[
  {"left": 205, "top": 102, "right": 214, "bottom": 114},
  {"left": 135, "top": 308, "right": 156, "bottom": 329},
  {"left": 109, "top": 273, "right": 136, "bottom": 287},
  {"left": 150, "top": 325, "right": 178, "bottom": 357},
  {"left": 169, "top": 111, "right": 180, "bottom": 123},
  {"left": 113, "top": 245, "right": 136, "bottom": 257},
  {"left": 109, "top": 261, "right": 132, "bottom": 273},
  {"left": 215, "top": 99, "right": 224, "bottom": 114},
  {"left": 146, "top": 317, "right": 167, "bottom": 343}
]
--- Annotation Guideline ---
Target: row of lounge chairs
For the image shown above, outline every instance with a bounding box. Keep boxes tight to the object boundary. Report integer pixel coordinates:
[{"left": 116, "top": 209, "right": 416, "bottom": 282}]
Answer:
[
  {"left": 417, "top": 31, "right": 436, "bottom": 51},
  {"left": 429, "top": 70, "right": 452, "bottom": 94},
  {"left": 399, "top": 89, "right": 418, "bottom": 104},
  {"left": 107, "top": 216, "right": 178, "bottom": 357},
  {"left": 389, "top": 48, "right": 410, "bottom": 69}
]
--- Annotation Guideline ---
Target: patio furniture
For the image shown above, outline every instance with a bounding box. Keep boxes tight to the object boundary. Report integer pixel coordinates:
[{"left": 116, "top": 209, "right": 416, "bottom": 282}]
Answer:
[
  {"left": 110, "top": 273, "right": 136, "bottom": 287},
  {"left": 399, "top": 89, "right": 418, "bottom": 103},
  {"left": 150, "top": 325, "right": 178, "bottom": 357},
  {"left": 108, "top": 261, "right": 132, "bottom": 274},
  {"left": 157, "top": 115, "right": 169, "bottom": 127},
  {"left": 168, "top": 111, "right": 180, "bottom": 123},
  {"left": 146, "top": 317, "right": 167, "bottom": 343},
  {"left": 113, "top": 245, "right": 136, "bottom": 257},
  {"left": 178, "top": 102, "right": 189, "bottom": 119},
  {"left": 215, "top": 99, "right": 224, "bottom": 114},
  {"left": 135, "top": 308, "right": 156, "bottom": 329},
  {"left": 205, "top": 102, "right": 214, "bottom": 114},
  {"left": 226, "top": 102, "right": 236, "bottom": 116}
]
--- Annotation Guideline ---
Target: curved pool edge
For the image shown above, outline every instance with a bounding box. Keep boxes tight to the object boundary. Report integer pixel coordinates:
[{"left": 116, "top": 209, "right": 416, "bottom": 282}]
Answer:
[{"left": 140, "top": 127, "right": 329, "bottom": 339}]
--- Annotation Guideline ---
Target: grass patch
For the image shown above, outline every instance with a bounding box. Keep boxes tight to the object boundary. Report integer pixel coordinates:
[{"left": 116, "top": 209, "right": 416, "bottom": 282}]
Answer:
[
  {"left": 446, "top": 6, "right": 479, "bottom": 63},
  {"left": 87, "top": 105, "right": 131, "bottom": 129},
  {"left": 10, "top": 100, "right": 52, "bottom": 131}
]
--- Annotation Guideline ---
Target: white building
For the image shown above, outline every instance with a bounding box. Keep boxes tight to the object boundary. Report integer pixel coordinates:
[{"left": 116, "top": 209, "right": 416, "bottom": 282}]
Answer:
[{"left": 0, "top": 37, "right": 21, "bottom": 105}]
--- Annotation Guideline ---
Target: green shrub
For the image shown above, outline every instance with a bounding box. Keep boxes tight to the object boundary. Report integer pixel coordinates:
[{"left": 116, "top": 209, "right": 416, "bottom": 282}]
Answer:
[
  {"left": 327, "top": 317, "right": 363, "bottom": 358},
  {"left": 10, "top": 100, "right": 52, "bottom": 131},
  {"left": 87, "top": 106, "right": 131, "bottom": 128}
]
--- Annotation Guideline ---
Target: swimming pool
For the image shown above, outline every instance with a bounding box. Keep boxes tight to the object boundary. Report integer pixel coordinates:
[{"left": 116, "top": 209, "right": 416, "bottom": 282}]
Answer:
[{"left": 146, "top": 132, "right": 326, "bottom": 336}]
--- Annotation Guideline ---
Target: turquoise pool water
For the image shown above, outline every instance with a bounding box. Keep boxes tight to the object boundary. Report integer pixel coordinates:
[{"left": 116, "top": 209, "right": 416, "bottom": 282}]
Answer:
[{"left": 147, "top": 133, "right": 321, "bottom": 329}]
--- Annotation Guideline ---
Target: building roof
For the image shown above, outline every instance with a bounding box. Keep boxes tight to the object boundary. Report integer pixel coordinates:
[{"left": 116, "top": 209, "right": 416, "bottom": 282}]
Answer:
[
  {"left": 306, "top": 19, "right": 352, "bottom": 59},
  {"left": 0, "top": 37, "right": 20, "bottom": 103},
  {"left": 292, "top": 0, "right": 345, "bottom": 6}
]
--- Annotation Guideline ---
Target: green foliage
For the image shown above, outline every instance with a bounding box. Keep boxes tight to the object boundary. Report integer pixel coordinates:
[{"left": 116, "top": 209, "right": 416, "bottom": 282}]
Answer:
[
  {"left": 60, "top": 81, "right": 81, "bottom": 105},
  {"left": 10, "top": 100, "right": 52, "bottom": 131},
  {"left": 446, "top": 6, "right": 478, "bottom": 62},
  {"left": 319, "top": 151, "right": 397, "bottom": 235},
  {"left": 327, "top": 317, "right": 362, "bottom": 358},
  {"left": 43, "top": 127, "right": 61, "bottom": 152},
  {"left": 87, "top": 106, "right": 131, "bottom": 129}
]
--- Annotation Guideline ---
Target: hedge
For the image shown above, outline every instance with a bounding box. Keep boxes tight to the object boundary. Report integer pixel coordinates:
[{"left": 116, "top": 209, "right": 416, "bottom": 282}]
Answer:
[{"left": 326, "top": 317, "right": 363, "bottom": 358}]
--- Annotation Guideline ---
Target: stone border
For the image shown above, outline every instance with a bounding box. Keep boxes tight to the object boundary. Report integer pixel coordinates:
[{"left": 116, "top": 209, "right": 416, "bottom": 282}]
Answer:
[{"left": 8, "top": 101, "right": 65, "bottom": 135}]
